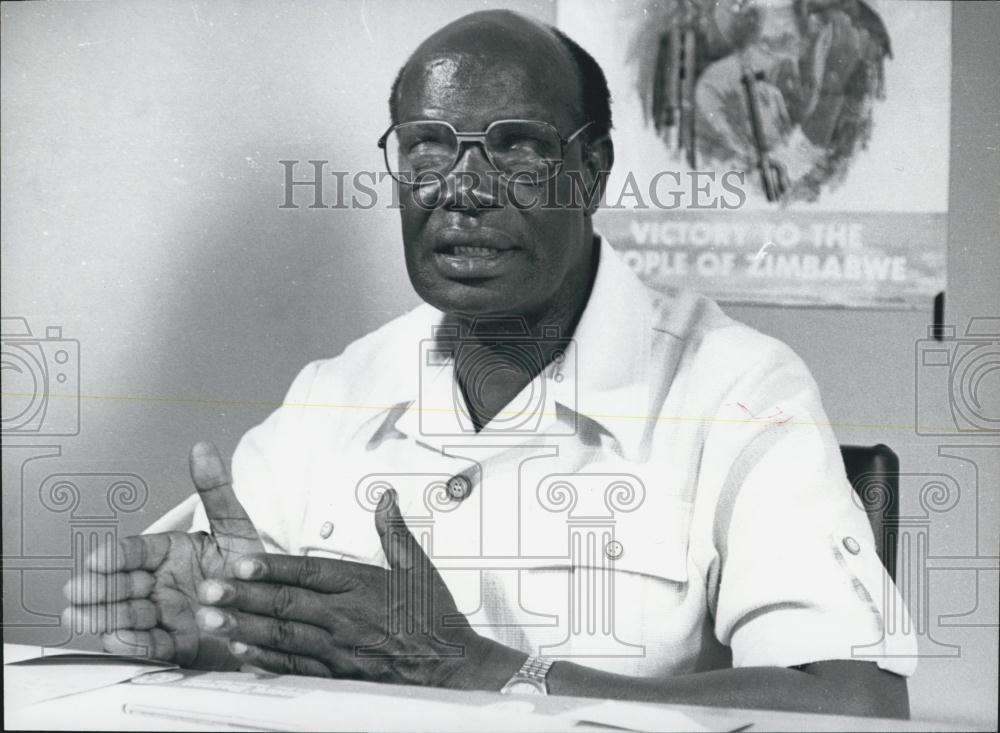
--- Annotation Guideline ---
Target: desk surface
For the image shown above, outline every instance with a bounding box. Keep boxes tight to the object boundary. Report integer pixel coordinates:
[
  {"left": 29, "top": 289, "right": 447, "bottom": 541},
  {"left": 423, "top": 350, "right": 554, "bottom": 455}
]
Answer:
[{"left": 3, "top": 644, "right": 983, "bottom": 732}]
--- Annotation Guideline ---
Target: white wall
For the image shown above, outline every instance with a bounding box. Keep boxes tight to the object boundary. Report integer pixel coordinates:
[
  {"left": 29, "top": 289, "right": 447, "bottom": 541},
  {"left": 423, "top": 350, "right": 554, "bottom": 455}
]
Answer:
[{"left": 2, "top": 1, "right": 997, "bottom": 726}]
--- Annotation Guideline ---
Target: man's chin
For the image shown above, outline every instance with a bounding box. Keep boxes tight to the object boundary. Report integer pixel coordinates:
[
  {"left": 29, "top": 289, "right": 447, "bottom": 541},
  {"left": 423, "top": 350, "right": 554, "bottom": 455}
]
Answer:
[{"left": 415, "top": 277, "right": 525, "bottom": 318}]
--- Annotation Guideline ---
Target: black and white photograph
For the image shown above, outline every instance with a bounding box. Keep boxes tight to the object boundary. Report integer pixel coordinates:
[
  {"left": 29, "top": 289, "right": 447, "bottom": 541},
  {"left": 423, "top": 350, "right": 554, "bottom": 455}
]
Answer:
[{"left": 2, "top": 1, "right": 997, "bottom": 730}]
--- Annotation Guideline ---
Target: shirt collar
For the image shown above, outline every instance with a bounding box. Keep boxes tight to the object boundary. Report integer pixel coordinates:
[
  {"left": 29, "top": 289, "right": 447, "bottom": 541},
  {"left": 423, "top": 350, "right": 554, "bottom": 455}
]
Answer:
[
  {"left": 374, "top": 234, "right": 655, "bottom": 459},
  {"left": 556, "top": 234, "right": 653, "bottom": 457}
]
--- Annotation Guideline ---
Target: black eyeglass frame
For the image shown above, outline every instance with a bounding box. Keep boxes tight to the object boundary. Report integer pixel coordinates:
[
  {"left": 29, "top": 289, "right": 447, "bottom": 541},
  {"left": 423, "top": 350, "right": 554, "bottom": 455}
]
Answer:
[{"left": 377, "top": 119, "right": 595, "bottom": 186}]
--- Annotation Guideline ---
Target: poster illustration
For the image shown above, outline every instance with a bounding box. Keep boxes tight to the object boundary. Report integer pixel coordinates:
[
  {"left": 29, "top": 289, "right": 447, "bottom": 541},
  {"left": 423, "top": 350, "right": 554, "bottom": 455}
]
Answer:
[{"left": 558, "top": 0, "right": 951, "bottom": 308}]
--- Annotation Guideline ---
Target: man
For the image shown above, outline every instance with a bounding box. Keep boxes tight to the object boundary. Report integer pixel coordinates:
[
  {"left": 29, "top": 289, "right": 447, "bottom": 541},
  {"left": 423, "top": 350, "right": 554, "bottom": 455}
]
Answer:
[{"left": 64, "top": 10, "right": 914, "bottom": 716}]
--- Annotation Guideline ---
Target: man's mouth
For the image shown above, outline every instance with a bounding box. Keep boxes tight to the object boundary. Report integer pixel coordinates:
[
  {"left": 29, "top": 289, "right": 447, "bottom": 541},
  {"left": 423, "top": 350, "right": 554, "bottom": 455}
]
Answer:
[
  {"left": 430, "top": 226, "right": 522, "bottom": 278},
  {"left": 432, "top": 241, "right": 520, "bottom": 278},
  {"left": 439, "top": 245, "right": 503, "bottom": 258}
]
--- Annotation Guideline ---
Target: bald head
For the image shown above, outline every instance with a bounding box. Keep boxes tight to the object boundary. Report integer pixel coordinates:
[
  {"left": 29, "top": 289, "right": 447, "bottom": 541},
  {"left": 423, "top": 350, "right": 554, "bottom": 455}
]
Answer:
[
  {"left": 389, "top": 10, "right": 611, "bottom": 144},
  {"left": 410, "top": 10, "right": 571, "bottom": 69}
]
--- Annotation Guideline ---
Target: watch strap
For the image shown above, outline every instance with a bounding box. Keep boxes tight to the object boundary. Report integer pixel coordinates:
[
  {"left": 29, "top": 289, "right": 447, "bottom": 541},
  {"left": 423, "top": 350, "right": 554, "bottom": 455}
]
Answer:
[{"left": 501, "top": 655, "right": 554, "bottom": 695}]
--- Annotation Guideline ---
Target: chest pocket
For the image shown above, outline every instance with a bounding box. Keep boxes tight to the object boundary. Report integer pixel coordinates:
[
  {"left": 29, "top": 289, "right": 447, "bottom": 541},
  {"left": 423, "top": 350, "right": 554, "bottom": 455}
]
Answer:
[
  {"left": 294, "top": 465, "right": 468, "bottom": 568},
  {"left": 609, "top": 501, "right": 693, "bottom": 583},
  {"left": 293, "top": 467, "right": 389, "bottom": 567},
  {"left": 524, "top": 471, "right": 694, "bottom": 584},
  {"left": 297, "top": 522, "right": 385, "bottom": 566},
  {"left": 512, "top": 485, "right": 696, "bottom": 666}
]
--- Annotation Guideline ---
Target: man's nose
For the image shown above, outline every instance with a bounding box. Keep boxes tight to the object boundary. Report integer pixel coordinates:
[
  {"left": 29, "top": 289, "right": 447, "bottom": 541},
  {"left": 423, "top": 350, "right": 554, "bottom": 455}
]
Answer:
[{"left": 440, "top": 144, "right": 499, "bottom": 211}]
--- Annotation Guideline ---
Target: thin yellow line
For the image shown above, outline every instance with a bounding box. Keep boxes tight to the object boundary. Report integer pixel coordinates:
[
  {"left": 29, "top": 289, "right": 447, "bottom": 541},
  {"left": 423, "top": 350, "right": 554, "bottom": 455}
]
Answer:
[{"left": 0, "top": 390, "right": 961, "bottom": 433}]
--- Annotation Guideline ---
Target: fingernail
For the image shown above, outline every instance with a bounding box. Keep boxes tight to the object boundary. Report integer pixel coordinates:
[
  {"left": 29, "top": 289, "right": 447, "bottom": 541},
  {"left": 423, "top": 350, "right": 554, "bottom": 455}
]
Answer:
[
  {"left": 201, "top": 609, "right": 225, "bottom": 630},
  {"left": 229, "top": 640, "right": 248, "bottom": 655},
  {"left": 202, "top": 580, "right": 225, "bottom": 604},
  {"left": 377, "top": 489, "right": 395, "bottom": 511},
  {"left": 236, "top": 559, "right": 261, "bottom": 579}
]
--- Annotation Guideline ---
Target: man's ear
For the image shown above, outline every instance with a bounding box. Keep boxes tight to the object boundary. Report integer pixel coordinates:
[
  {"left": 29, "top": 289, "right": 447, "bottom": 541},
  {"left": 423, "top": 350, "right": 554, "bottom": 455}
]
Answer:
[{"left": 581, "top": 135, "right": 614, "bottom": 217}]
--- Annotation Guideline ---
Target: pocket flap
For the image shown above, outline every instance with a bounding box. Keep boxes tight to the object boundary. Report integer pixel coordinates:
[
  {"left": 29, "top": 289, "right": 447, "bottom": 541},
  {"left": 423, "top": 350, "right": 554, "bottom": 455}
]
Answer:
[{"left": 601, "top": 499, "right": 693, "bottom": 582}]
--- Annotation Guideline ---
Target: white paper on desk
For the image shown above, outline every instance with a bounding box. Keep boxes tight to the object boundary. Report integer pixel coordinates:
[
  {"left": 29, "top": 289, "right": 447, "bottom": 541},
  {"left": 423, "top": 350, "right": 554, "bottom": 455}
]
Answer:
[
  {"left": 113, "top": 680, "right": 580, "bottom": 732},
  {"left": 5, "top": 651, "right": 177, "bottom": 710},
  {"left": 559, "top": 700, "right": 721, "bottom": 732}
]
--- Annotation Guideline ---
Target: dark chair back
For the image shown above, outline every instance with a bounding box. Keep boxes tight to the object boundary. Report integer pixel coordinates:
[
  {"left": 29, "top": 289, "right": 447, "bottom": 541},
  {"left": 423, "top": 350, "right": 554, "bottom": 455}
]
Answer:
[{"left": 840, "top": 444, "right": 900, "bottom": 581}]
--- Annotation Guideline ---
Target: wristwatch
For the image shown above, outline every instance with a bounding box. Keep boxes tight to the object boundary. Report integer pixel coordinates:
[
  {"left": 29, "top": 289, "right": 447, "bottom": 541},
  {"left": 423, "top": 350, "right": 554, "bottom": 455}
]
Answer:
[{"left": 499, "top": 655, "right": 554, "bottom": 696}]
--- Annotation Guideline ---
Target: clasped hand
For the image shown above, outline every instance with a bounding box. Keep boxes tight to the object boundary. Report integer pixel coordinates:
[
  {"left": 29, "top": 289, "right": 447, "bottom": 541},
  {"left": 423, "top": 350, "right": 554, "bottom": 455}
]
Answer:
[
  {"left": 194, "top": 490, "right": 504, "bottom": 687},
  {"left": 63, "top": 442, "right": 517, "bottom": 688}
]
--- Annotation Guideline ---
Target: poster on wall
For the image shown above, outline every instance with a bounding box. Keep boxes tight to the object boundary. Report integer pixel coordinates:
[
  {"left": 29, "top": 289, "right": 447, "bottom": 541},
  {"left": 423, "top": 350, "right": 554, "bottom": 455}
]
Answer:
[{"left": 558, "top": 0, "right": 951, "bottom": 308}]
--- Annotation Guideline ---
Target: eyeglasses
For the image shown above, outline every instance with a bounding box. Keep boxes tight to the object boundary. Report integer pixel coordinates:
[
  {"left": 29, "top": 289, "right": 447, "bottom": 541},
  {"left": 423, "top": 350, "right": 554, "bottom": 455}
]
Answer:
[{"left": 377, "top": 119, "right": 594, "bottom": 186}]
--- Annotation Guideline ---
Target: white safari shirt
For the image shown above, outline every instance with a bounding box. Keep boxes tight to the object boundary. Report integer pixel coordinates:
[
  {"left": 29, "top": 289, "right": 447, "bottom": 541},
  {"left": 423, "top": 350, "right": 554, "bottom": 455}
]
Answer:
[{"left": 152, "top": 238, "right": 916, "bottom": 678}]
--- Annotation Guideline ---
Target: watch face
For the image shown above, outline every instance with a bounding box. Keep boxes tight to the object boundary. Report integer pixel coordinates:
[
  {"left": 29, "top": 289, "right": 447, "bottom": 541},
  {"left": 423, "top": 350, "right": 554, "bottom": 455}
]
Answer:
[{"left": 505, "top": 680, "right": 544, "bottom": 696}]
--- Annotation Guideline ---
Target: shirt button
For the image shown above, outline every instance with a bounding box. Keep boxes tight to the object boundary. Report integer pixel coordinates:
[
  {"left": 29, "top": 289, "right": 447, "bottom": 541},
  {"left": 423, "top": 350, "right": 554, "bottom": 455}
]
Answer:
[
  {"left": 446, "top": 475, "right": 472, "bottom": 502},
  {"left": 319, "top": 521, "right": 334, "bottom": 539},
  {"left": 842, "top": 536, "right": 861, "bottom": 555}
]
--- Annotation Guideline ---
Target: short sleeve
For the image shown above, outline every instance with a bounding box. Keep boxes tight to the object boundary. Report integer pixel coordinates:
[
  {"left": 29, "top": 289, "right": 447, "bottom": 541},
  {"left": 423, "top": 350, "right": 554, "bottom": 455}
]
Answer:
[{"left": 702, "top": 343, "right": 917, "bottom": 677}]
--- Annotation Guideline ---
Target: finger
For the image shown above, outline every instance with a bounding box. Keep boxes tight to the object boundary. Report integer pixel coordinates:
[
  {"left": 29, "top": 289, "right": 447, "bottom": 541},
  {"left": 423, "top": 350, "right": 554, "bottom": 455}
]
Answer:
[
  {"left": 373, "top": 489, "right": 428, "bottom": 571},
  {"left": 373, "top": 490, "right": 453, "bottom": 604},
  {"left": 62, "top": 600, "right": 158, "bottom": 633},
  {"left": 228, "top": 641, "right": 331, "bottom": 678},
  {"left": 189, "top": 441, "right": 262, "bottom": 553},
  {"left": 63, "top": 570, "right": 155, "bottom": 603},
  {"left": 85, "top": 535, "right": 173, "bottom": 573},
  {"left": 101, "top": 628, "right": 176, "bottom": 661},
  {"left": 197, "top": 578, "right": 329, "bottom": 627},
  {"left": 232, "top": 554, "right": 362, "bottom": 594},
  {"left": 196, "top": 607, "right": 328, "bottom": 659}
]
